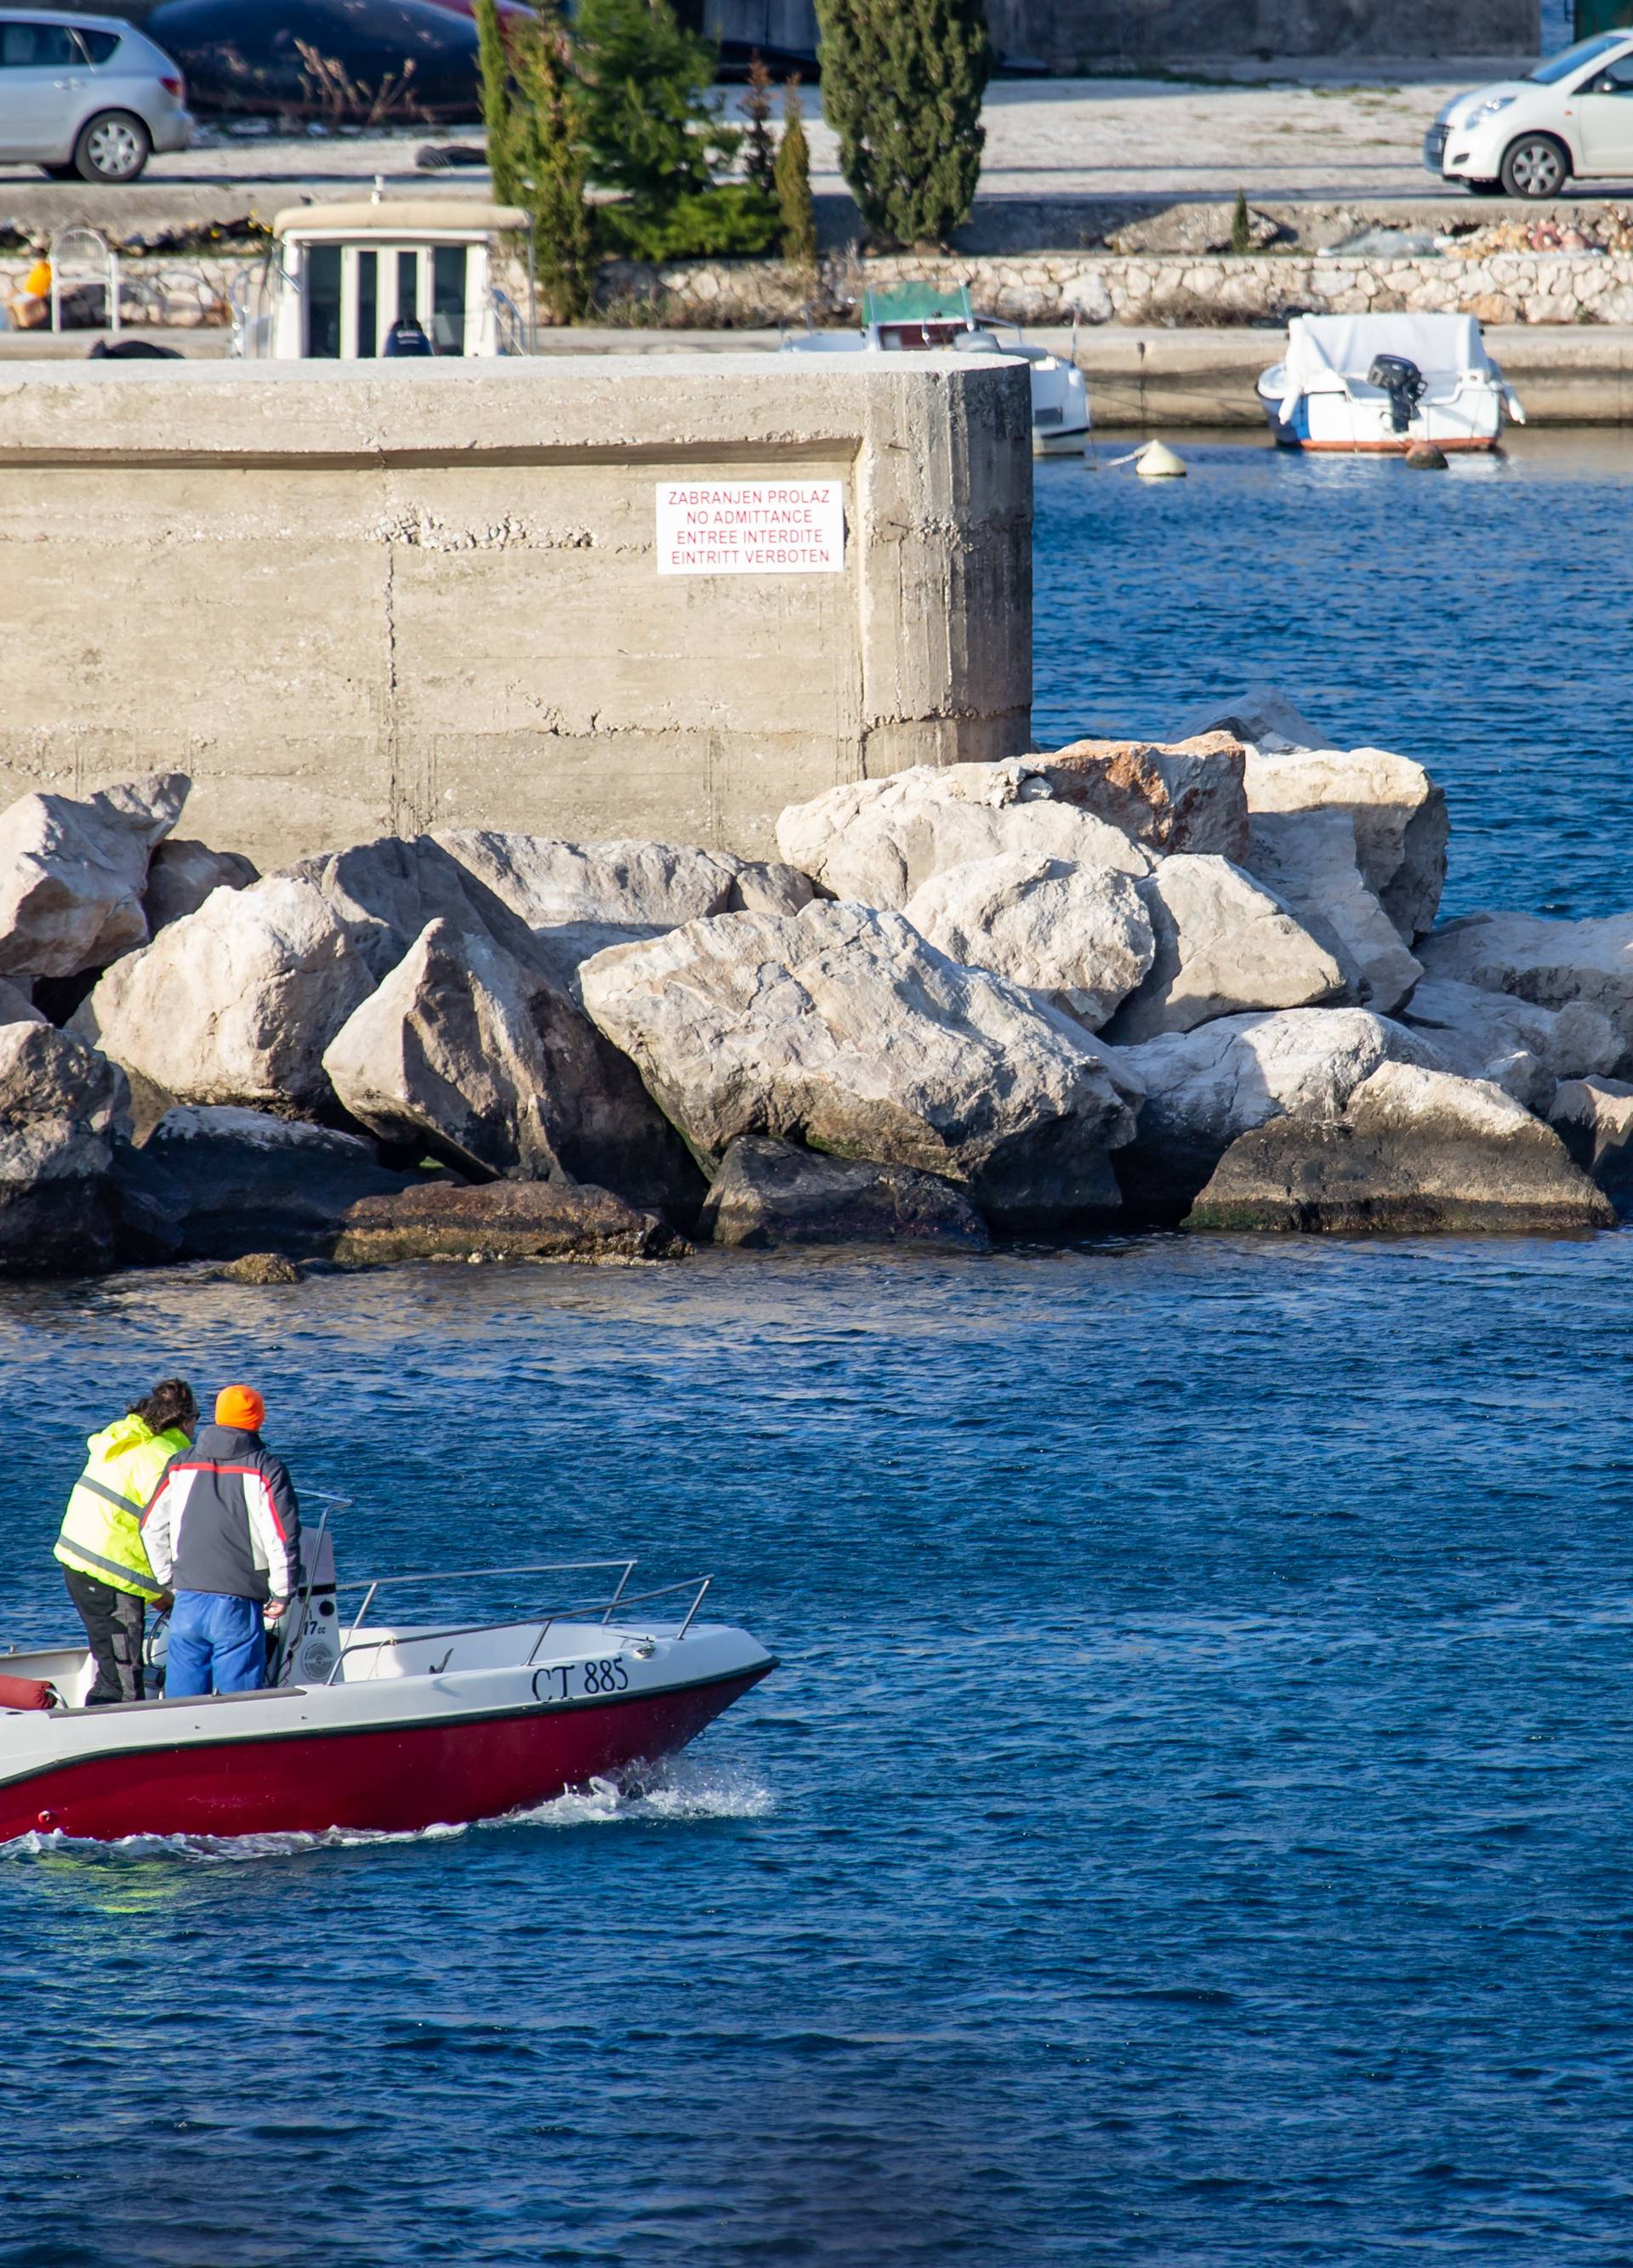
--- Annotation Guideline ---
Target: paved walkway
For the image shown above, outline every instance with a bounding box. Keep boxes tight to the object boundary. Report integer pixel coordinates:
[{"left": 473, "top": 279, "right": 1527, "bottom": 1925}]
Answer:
[{"left": 0, "top": 65, "right": 1589, "bottom": 208}]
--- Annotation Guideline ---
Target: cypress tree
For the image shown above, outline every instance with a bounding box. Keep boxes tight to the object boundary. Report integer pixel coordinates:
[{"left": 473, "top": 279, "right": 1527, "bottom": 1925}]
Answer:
[
  {"left": 743, "top": 53, "right": 777, "bottom": 197},
  {"left": 815, "top": 0, "right": 992, "bottom": 247},
  {"left": 475, "top": 0, "right": 594, "bottom": 325},
  {"left": 775, "top": 77, "right": 817, "bottom": 273},
  {"left": 1230, "top": 187, "right": 1251, "bottom": 256},
  {"left": 474, "top": 0, "right": 519, "bottom": 203}
]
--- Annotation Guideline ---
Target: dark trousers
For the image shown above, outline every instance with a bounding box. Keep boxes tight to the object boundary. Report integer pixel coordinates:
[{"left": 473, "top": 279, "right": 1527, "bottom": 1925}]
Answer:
[{"left": 63, "top": 1566, "right": 146, "bottom": 1704}]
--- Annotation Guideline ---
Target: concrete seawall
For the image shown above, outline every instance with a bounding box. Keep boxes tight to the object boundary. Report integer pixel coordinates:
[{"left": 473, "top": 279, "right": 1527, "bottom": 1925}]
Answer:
[{"left": 0, "top": 355, "right": 1033, "bottom": 870}]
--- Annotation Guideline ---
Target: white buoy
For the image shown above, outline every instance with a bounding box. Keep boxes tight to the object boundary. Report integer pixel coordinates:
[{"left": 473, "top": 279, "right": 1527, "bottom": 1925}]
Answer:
[{"left": 1135, "top": 441, "right": 1187, "bottom": 479}]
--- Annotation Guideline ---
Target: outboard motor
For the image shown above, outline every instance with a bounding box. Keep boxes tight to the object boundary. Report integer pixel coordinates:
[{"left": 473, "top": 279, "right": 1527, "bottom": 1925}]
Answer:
[
  {"left": 272, "top": 1526, "right": 342, "bottom": 1687},
  {"left": 1368, "top": 353, "right": 1426, "bottom": 435}
]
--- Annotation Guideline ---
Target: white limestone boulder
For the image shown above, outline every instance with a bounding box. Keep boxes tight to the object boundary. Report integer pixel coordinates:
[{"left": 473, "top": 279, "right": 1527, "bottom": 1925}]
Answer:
[
  {"left": 1186, "top": 1060, "right": 1614, "bottom": 1233},
  {"left": 1549, "top": 1077, "right": 1633, "bottom": 1210},
  {"left": 0, "top": 774, "right": 189, "bottom": 981},
  {"left": 321, "top": 916, "right": 703, "bottom": 1215},
  {"left": 902, "top": 852, "right": 1155, "bottom": 1031},
  {"left": 1417, "top": 913, "right": 1633, "bottom": 1071},
  {"left": 438, "top": 831, "right": 815, "bottom": 926},
  {"left": 1242, "top": 810, "right": 1420, "bottom": 1014},
  {"left": 0, "top": 979, "right": 43, "bottom": 1026},
  {"left": 144, "top": 838, "right": 259, "bottom": 934},
  {"left": 579, "top": 901, "right": 1139, "bottom": 1229},
  {"left": 71, "top": 871, "right": 380, "bottom": 1113},
  {"left": 775, "top": 760, "right": 1150, "bottom": 910},
  {"left": 1102, "top": 855, "right": 1347, "bottom": 1043},
  {"left": 1025, "top": 731, "right": 1250, "bottom": 859},
  {"left": 1107, "top": 1005, "right": 1439, "bottom": 1218},
  {"left": 1401, "top": 975, "right": 1621, "bottom": 1113},
  {"left": 0, "top": 1019, "right": 128, "bottom": 1273},
  {"left": 1177, "top": 691, "right": 1447, "bottom": 941}
]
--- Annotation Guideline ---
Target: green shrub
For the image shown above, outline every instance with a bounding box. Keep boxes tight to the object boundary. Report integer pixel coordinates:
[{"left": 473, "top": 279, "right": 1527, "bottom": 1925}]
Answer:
[
  {"left": 600, "top": 183, "right": 780, "bottom": 262},
  {"left": 815, "top": 0, "right": 991, "bottom": 247}
]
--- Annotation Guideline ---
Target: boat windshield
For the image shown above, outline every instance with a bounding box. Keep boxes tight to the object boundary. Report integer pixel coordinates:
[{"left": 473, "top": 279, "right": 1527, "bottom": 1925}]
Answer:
[
  {"left": 1528, "top": 31, "right": 1626, "bottom": 82},
  {"left": 863, "top": 280, "right": 975, "bottom": 333}
]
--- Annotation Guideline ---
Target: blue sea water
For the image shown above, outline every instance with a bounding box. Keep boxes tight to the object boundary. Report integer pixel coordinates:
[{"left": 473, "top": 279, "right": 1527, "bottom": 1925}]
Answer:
[
  {"left": 1033, "top": 429, "right": 1633, "bottom": 924},
  {"left": 5, "top": 434, "right": 1633, "bottom": 2268}
]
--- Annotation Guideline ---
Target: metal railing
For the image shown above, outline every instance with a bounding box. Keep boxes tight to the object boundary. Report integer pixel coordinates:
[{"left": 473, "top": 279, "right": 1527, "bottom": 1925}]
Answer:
[{"left": 320, "top": 1560, "right": 713, "bottom": 1686}]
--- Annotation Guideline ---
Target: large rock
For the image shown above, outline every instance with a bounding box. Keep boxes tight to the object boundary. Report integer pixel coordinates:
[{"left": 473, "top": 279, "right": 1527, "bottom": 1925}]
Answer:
[
  {"left": 699, "top": 1135, "right": 990, "bottom": 1250},
  {"left": 0, "top": 774, "right": 188, "bottom": 981},
  {"left": 775, "top": 761, "right": 1150, "bottom": 910},
  {"left": 71, "top": 872, "right": 380, "bottom": 1112},
  {"left": 143, "top": 838, "right": 259, "bottom": 934},
  {"left": 111, "top": 1106, "right": 418, "bottom": 1262},
  {"left": 293, "top": 834, "right": 546, "bottom": 985},
  {"left": 1028, "top": 732, "right": 1250, "bottom": 859},
  {"left": 0, "top": 980, "right": 43, "bottom": 1027},
  {"left": 1107, "top": 1005, "right": 1437, "bottom": 1219},
  {"left": 438, "top": 831, "right": 815, "bottom": 929},
  {"left": 1186, "top": 1060, "right": 1613, "bottom": 1234},
  {"left": 1242, "top": 810, "right": 1420, "bottom": 1014},
  {"left": 330, "top": 1179, "right": 687, "bottom": 1268},
  {"left": 1102, "top": 855, "right": 1346, "bottom": 1044},
  {"left": 1178, "top": 692, "right": 1447, "bottom": 941},
  {"left": 1549, "top": 1077, "right": 1633, "bottom": 1211},
  {"left": 0, "top": 1020, "right": 128, "bottom": 1274},
  {"left": 1401, "top": 975, "right": 1621, "bottom": 1113},
  {"left": 579, "top": 902, "right": 1139, "bottom": 1231},
  {"left": 902, "top": 852, "right": 1154, "bottom": 1031},
  {"left": 1417, "top": 913, "right": 1633, "bottom": 1071},
  {"left": 321, "top": 916, "right": 703, "bottom": 1215}
]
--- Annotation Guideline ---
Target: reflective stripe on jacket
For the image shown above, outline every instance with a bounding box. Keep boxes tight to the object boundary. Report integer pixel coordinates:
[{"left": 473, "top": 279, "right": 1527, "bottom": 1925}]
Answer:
[
  {"left": 142, "top": 1423, "right": 301, "bottom": 1603},
  {"left": 54, "top": 1415, "right": 190, "bottom": 1602}
]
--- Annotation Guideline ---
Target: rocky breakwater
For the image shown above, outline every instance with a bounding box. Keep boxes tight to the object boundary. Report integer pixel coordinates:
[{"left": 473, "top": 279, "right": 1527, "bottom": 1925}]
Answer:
[{"left": 0, "top": 701, "right": 1622, "bottom": 1276}]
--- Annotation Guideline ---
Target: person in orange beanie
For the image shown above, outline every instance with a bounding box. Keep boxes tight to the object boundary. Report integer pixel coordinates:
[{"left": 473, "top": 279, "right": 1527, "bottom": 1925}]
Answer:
[{"left": 141, "top": 1384, "right": 302, "bottom": 1696}]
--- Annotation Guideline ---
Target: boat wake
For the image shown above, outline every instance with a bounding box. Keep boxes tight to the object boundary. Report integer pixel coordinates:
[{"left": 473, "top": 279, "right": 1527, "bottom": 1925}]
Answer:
[{"left": 0, "top": 1758, "right": 774, "bottom": 1864}]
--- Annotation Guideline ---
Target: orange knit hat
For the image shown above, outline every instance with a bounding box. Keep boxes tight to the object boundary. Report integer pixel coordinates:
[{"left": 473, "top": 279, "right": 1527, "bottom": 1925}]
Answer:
[{"left": 215, "top": 1384, "right": 265, "bottom": 1431}]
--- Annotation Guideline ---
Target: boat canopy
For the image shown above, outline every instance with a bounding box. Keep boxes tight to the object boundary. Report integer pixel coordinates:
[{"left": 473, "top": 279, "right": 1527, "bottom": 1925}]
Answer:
[
  {"left": 1284, "top": 312, "right": 1494, "bottom": 388},
  {"left": 271, "top": 199, "right": 531, "bottom": 240},
  {"left": 862, "top": 280, "right": 976, "bottom": 328}
]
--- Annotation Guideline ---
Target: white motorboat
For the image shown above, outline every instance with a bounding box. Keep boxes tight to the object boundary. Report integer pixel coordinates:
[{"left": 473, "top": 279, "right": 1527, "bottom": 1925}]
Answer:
[
  {"left": 780, "top": 281, "right": 1091, "bottom": 456},
  {"left": 0, "top": 1544, "right": 774, "bottom": 1843},
  {"left": 1256, "top": 313, "right": 1525, "bottom": 452}
]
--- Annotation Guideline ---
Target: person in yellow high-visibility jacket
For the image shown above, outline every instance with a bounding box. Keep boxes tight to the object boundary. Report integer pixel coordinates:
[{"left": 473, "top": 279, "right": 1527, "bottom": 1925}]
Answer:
[{"left": 54, "top": 1379, "right": 197, "bottom": 1705}]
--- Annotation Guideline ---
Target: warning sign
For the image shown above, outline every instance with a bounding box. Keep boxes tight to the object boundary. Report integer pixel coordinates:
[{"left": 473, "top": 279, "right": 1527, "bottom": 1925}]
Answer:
[{"left": 655, "top": 480, "right": 845, "bottom": 576}]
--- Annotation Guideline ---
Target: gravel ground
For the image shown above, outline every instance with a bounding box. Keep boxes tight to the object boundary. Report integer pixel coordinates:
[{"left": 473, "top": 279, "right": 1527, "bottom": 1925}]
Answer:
[{"left": 0, "top": 65, "right": 1556, "bottom": 204}]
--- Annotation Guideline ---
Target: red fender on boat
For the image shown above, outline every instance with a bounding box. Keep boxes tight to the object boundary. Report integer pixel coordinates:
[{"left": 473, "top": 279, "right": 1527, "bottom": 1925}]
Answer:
[{"left": 0, "top": 1674, "right": 58, "bottom": 1713}]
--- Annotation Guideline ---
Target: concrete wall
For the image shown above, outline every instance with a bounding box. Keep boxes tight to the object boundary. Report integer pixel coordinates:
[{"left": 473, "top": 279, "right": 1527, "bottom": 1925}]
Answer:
[
  {"left": 0, "top": 355, "right": 1032, "bottom": 870},
  {"left": 986, "top": 0, "right": 1539, "bottom": 64}
]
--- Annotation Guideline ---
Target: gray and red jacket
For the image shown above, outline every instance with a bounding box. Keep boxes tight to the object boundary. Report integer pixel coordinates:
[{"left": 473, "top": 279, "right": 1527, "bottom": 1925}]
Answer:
[{"left": 141, "top": 1423, "right": 301, "bottom": 1604}]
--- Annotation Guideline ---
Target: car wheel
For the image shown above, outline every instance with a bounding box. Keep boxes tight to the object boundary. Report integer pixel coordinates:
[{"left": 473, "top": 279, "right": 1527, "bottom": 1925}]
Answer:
[
  {"left": 1500, "top": 134, "right": 1569, "bottom": 198},
  {"left": 71, "top": 111, "right": 150, "bottom": 184}
]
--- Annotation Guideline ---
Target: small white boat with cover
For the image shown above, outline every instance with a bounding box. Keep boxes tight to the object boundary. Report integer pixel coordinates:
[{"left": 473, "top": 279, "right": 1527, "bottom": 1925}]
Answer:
[{"left": 1256, "top": 312, "right": 1525, "bottom": 452}]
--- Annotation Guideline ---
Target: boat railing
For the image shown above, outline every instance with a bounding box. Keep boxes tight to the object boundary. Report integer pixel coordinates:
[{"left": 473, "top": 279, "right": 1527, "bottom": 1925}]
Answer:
[{"left": 321, "top": 1560, "right": 713, "bottom": 1685}]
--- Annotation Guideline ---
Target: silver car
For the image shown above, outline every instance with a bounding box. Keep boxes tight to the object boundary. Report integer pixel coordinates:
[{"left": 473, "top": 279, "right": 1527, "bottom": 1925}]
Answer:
[{"left": 0, "top": 12, "right": 192, "bottom": 181}]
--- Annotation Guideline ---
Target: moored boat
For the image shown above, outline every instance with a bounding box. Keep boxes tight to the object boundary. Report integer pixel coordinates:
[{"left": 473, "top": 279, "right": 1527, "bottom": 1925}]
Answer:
[
  {"left": 1256, "top": 312, "right": 1525, "bottom": 453},
  {"left": 0, "top": 1554, "right": 774, "bottom": 1843},
  {"left": 780, "top": 281, "right": 1092, "bottom": 457}
]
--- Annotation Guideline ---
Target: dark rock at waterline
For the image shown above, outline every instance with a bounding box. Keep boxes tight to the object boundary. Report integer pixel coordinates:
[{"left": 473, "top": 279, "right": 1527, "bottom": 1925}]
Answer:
[
  {"left": 1548, "top": 1076, "right": 1633, "bottom": 1211},
  {"left": 1186, "top": 1060, "right": 1614, "bottom": 1234},
  {"left": 329, "top": 1179, "right": 689, "bottom": 1268},
  {"left": 219, "top": 1251, "right": 306, "bottom": 1285},
  {"left": 700, "top": 1137, "right": 990, "bottom": 1251},
  {"left": 113, "top": 1106, "right": 425, "bottom": 1262},
  {"left": 0, "top": 1020, "right": 127, "bottom": 1276}
]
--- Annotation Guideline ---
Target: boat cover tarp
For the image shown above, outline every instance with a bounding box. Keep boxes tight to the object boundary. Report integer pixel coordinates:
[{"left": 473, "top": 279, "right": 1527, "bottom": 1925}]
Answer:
[{"left": 1284, "top": 312, "right": 1493, "bottom": 389}]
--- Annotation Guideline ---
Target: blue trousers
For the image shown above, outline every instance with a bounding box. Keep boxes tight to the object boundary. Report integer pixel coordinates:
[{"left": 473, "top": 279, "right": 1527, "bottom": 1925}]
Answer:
[{"left": 166, "top": 1592, "right": 267, "bottom": 1697}]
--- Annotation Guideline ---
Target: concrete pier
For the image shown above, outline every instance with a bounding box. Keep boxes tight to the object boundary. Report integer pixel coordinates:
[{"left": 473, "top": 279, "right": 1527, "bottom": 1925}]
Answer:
[{"left": 0, "top": 355, "right": 1033, "bottom": 869}]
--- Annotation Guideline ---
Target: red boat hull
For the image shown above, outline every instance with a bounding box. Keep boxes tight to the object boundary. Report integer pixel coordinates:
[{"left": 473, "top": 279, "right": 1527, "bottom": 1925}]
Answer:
[{"left": 0, "top": 1670, "right": 769, "bottom": 1844}]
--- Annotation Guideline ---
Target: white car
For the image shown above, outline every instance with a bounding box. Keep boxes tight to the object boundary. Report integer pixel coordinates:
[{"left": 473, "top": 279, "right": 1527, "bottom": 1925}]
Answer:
[
  {"left": 1425, "top": 30, "right": 1633, "bottom": 199},
  {"left": 0, "top": 11, "right": 192, "bottom": 182}
]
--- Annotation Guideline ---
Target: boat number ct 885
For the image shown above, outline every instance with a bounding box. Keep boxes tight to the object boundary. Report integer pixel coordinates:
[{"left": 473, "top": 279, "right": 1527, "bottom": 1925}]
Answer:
[{"left": 532, "top": 1659, "right": 630, "bottom": 1702}]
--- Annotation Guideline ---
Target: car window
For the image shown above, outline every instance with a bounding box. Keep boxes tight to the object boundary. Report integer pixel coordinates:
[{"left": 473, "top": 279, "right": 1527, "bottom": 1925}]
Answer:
[
  {"left": 1528, "top": 31, "right": 1626, "bottom": 83},
  {"left": 0, "top": 20, "right": 83, "bottom": 65},
  {"left": 1592, "top": 55, "right": 1633, "bottom": 93},
  {"left": 76, "top": 27, "right": 121, "bottom": 62}
]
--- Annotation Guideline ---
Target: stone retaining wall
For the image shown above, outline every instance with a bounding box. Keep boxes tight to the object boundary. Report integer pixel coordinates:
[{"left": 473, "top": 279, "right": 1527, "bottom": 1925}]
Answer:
[{"left": 612, "top": 250, "right": 1633, "bottom": 333}]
